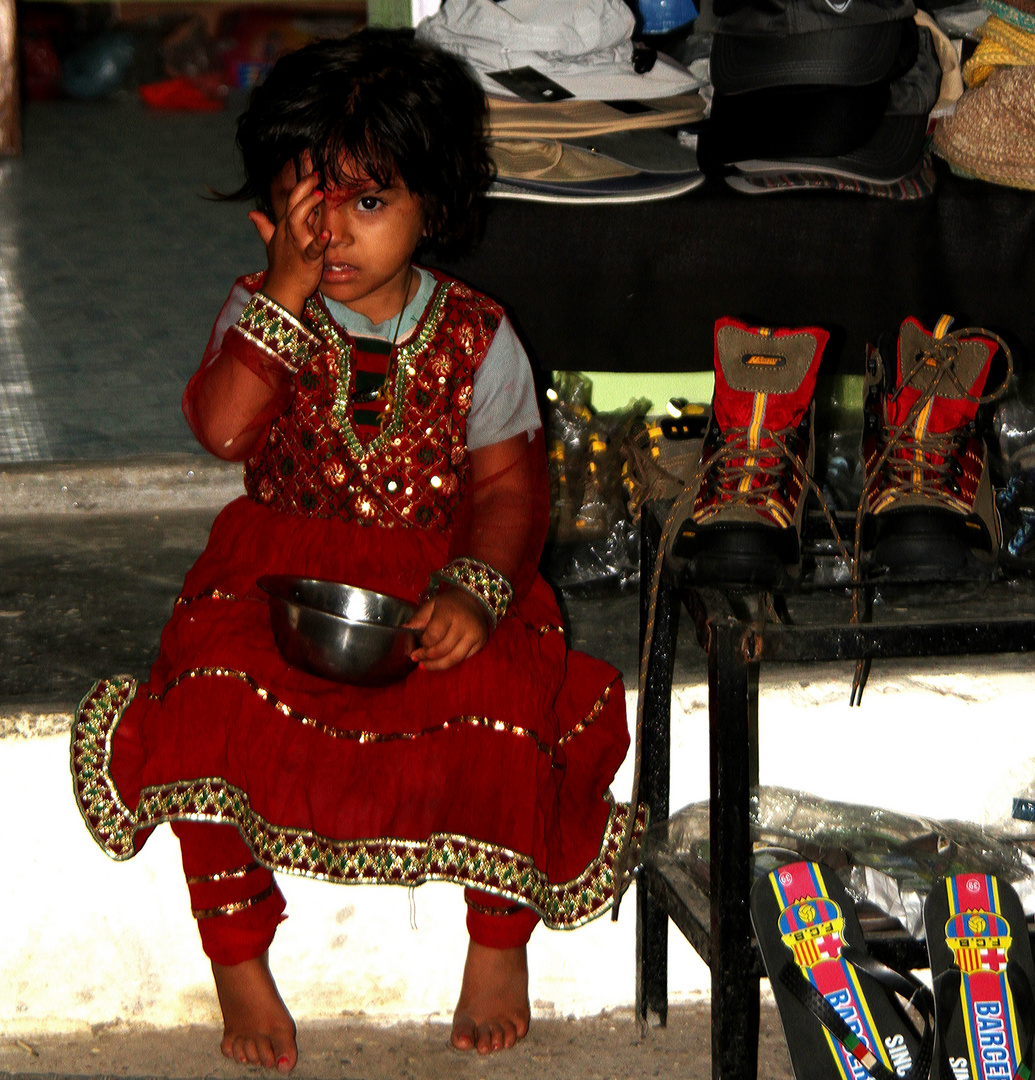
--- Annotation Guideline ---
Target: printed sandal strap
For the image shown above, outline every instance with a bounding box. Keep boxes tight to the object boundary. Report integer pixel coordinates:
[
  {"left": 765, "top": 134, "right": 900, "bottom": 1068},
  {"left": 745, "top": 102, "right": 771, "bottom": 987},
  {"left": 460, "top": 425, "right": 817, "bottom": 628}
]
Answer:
[
  {"left": 933, "top": 961, "right": 1035, "bottom": 1080},
  {"left": 778, "top": 946, "right": 936, "bottom": 1080}
]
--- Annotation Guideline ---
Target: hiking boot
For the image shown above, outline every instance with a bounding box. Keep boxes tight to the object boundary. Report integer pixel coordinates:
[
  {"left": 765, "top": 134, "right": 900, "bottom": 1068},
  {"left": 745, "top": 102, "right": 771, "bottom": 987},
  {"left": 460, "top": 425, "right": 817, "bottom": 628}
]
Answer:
[
  {"left": 859, "top": 315, "right": 1006, "bottom": 582},
  {"left": 670, "top": 317, "right": 829, "bottom": 588}
]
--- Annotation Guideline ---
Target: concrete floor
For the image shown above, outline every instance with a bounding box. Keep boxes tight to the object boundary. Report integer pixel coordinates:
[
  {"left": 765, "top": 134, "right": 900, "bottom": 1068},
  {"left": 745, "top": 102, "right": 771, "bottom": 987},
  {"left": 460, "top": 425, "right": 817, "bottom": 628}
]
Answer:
[
  {"left": 0, "top": 97, "right": 252, "bottom": 462},
  {"left": 0, "top": 1007, "right": 795, "bottom": 1080}
]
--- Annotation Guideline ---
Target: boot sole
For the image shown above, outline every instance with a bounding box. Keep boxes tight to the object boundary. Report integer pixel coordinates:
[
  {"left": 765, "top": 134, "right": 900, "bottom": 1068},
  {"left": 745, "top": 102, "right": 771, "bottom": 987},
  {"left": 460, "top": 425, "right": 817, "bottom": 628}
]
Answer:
[
  {"left": 862, "top": 507, "right": 998, "bottom": 583},
  {"left": 672, "top": 523, "right": 801, "bottom": 590}
]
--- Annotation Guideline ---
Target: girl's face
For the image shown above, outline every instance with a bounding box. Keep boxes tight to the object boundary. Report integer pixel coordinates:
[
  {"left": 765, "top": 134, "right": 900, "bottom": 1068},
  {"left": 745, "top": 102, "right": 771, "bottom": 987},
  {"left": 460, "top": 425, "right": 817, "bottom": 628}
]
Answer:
[{"left": 271, "top": 157, "right": 426, "bottom": 324}]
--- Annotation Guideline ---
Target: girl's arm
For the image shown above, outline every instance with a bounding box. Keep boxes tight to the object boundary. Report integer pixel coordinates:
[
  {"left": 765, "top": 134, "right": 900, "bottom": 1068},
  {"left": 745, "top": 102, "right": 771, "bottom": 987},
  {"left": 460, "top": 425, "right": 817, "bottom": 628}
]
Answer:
[
  {"left": 409, "top": 312, "right": 545, "bottom": 672},
  {"left": 184, "top": 170, "right": 328, "bottom": 462},
  {"left": 464, "top": 432, "right": 537, "bottom": 584},
  {"left": 186, "top": 339, "right": 288, "bottom": 461},
  {"left": 408, "top": 432, "right": 538, "bottom": 671},
  {"left": 183, "top": 287, "right": 321, "bottom": 462}
]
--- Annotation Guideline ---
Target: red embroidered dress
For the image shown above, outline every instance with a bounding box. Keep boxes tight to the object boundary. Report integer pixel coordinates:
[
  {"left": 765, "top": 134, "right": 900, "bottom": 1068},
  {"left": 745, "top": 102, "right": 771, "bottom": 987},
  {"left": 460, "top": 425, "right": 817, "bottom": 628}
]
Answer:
[{"left": 71, "top": 270, "right": 637, "bottom": 928}]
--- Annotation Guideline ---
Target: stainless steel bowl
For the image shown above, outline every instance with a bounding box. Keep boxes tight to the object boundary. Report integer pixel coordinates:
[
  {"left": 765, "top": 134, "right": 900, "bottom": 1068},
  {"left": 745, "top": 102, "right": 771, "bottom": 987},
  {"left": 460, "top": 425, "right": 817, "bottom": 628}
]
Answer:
[{"left": 258, "top": 575, "right": 418, "bottom": 686}]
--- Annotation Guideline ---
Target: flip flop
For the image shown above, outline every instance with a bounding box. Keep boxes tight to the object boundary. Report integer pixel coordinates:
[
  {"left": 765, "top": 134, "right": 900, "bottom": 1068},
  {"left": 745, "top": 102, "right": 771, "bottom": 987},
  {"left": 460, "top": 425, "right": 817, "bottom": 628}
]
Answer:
[
  {"left": 751, "top": 860, "right": 934, "bottom": 1080},
  {"left": 924, "top": 874, "right": 1035, "bottom": 1080}
]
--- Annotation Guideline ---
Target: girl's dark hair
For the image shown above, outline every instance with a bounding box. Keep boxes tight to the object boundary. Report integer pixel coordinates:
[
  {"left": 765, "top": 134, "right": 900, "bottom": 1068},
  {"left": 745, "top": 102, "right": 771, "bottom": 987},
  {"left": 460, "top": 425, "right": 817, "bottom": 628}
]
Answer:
[{"left": 228, "top": 29, "right": 494, "bottom": 255}]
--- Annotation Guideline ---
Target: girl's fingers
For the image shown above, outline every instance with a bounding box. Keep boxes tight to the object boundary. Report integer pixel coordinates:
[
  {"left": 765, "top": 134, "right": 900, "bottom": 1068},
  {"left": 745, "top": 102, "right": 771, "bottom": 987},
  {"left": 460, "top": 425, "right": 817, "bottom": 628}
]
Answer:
[
  {"left": 414, "top": 620, "right": 452, "bottom": 661},
  {"left": 304, "top": 231, "right": 331, "bottom": 261},
  {"left": 286, "top": 190, "right": 327, "bottom": 254},
  {"left": 418, "top": 627, "right": 482, "bottom": 669},
  {"left": 288, "top": 186, "right": 324, "bottom": 225},
  {"left": 410, "top": 594, "right": 488, "bottom": 668},
  {"left": 284, "top": 171, "right": 323, "bottom": 221},
  {"left": 416, "top": 620, "right": 449, "bottom": 655},
  {"left": 248, "top": 210, "right": 276, "bottom": 246},
  {"left": 404, "top": 602, "right": 433, "bottom": 632}
]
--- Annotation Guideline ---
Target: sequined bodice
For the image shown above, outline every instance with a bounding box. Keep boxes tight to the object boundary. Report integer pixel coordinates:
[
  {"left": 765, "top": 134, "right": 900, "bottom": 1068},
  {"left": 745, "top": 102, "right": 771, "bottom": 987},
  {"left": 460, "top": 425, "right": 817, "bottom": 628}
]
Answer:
[{"left": 245, "top": 278, "right": 502, "bottom": 529}]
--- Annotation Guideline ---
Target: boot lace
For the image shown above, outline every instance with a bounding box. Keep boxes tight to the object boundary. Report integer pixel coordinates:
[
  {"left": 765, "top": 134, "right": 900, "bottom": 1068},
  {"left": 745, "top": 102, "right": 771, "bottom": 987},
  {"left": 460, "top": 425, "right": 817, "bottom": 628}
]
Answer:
[
  {"left": 874, "top": 424, "right": 973, "bottom": 505},
  {"left": 700, "top": 425, "right": 798, "bottom": 507},
  {"left": 849, "top": 324, "right": 1013, "bottom": 703}
]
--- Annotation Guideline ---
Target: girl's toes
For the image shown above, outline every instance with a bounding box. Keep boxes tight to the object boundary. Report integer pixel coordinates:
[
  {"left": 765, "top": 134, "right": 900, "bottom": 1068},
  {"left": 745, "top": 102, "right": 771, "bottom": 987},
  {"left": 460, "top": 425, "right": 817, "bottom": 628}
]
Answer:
[
  {"left": 476, "top": 1023, "right": 496, "bottom": 1054},
  {"left": 450, "top": 1017, "right": 477, "bottom": 1051},
  {"left": 272, "top": 1032, "right": 297, "bottom": 1072},
  {"left": 256, "top": 1037, "right": 277, "bottom": 1068}
]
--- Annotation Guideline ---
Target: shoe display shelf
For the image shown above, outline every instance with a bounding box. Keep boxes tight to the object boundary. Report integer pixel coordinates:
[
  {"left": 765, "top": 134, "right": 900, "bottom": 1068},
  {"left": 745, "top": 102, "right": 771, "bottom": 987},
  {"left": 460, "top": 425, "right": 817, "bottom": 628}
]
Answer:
[{"left": 633, "top": 502, "right": 1035, "bottom": 1080}]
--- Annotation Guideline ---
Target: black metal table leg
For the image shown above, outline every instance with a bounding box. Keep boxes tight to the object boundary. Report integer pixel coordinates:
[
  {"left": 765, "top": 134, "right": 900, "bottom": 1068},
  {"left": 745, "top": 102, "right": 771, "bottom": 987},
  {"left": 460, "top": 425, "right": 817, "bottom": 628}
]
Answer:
[
  {"left": 709, "top": 619, "right": 760, "bottom": 1080},
  {"left": 636, "top": 512, "right": 680, "bottom": 1029}
]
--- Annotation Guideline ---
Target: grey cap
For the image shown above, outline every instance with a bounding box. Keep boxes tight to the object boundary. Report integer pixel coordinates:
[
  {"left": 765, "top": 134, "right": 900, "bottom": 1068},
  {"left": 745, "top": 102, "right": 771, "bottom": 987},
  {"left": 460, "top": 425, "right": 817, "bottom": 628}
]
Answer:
[
  {"left": 729, "top": 27, "right": 941, "bottom": 182},
  {"left": 711, "top": 0, "right": 918, "bottom": 94}
]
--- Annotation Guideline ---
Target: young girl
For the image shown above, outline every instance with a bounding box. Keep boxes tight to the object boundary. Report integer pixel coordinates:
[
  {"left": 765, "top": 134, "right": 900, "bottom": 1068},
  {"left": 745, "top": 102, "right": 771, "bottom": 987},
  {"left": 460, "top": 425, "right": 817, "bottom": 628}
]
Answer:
[{"left": 71, "top": 29, "right": 636, "bottom": 1069}]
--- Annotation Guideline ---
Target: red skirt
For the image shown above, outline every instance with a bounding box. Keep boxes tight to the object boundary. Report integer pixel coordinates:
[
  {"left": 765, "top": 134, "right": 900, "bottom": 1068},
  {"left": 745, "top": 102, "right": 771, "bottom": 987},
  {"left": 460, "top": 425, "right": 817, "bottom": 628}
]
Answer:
[{"left": 72, "top": 497, "right": 638, "bottom": 927}]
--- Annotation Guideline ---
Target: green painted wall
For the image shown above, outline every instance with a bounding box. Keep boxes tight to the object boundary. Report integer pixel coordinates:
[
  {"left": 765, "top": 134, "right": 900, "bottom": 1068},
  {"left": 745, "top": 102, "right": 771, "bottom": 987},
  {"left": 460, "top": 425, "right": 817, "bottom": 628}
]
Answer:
[
  {"left": 366, "top": 0, "right": 413, "bottom": 26},
  {"left": 573, "top": 370, "right": 865, "bottom": 422}
]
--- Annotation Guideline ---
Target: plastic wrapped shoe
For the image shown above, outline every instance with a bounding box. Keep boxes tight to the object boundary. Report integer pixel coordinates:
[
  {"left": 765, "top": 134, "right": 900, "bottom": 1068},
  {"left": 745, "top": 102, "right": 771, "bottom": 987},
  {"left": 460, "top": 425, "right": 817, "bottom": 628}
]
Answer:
[
  {"left": 670, "top": 317, "right": 828, "bottom": 589},
  {"left": 859, "top": 315, "right": 1009, "bottom": 582}
]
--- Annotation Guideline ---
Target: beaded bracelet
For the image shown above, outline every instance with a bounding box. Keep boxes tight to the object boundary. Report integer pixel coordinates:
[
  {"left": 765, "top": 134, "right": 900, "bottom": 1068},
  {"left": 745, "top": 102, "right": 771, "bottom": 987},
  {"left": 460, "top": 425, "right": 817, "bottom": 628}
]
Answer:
[{"left": 426, "top": 557, "right": 513, "bottom": 629}]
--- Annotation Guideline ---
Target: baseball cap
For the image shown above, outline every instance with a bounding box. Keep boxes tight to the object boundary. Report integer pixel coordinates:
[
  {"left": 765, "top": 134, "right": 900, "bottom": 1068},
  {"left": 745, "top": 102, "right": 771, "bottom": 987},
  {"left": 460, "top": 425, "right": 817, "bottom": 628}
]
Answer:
[
  {"left": 491, "top": 128, "right": 700, "bottom": 179},
  {"left": 725, "top": 153, "right": 936, "bottom": 196},
  {"left": 699, "top": 81, "right": 894, "bottom": 166},
  {"left": 487, "top": 93, "right": 706, "bottom": 139},
  {"left": 490, "top": 170, "right": 705, "bottom": 203},
  {"left": 711, "top": 0, "right": 919, "bottom": 94},
  {"left": 416, "top": 0, "right": 697, "bottom": 101},
  {"left": 488, "top": 127, "right": 703, "bottom": 201},
  {"left": 720, "top": 24, "right": 941, "bottom": 182}
]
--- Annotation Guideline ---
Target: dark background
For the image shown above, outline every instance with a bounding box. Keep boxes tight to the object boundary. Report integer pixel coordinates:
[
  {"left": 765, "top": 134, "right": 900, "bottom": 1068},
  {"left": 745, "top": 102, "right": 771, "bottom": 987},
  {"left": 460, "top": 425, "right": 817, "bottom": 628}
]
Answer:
[{"left": 433, "top": 162, "right": 1035, "bottom": 380}]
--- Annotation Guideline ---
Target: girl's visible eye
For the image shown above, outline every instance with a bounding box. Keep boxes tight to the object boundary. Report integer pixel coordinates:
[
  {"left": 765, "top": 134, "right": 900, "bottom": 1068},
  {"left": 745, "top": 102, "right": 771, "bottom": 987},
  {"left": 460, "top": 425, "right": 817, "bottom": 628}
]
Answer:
[{"left": 358, "top": 195, "right": 383, "bottom": 211}]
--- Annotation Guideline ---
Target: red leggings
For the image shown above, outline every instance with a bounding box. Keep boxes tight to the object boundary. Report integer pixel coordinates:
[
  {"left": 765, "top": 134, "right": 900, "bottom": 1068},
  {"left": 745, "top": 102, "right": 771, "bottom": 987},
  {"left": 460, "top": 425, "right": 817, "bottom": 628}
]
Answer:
[{"left": 173, "top": 821, "right": 539, "bottom": 965}]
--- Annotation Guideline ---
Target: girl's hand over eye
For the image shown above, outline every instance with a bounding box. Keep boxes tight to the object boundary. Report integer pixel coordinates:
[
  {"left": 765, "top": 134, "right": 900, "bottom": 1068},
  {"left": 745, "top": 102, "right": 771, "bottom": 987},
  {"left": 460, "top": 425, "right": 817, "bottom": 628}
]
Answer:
[
  {"left": 248, "top": 170, "right": 329, "bottom": 317},
  {"left": 407, "top": 588, "right": 491, "bottom": 672}
]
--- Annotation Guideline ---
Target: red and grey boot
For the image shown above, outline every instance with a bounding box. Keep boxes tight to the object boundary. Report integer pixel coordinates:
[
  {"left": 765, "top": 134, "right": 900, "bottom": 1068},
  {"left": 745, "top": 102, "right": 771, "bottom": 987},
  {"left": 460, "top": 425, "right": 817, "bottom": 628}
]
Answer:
[
  {"left": 859, "top": 315, "right": 1009, "bottom": 582},
  {"left": 671, "top": 317, "right": 828, "bottom": 589}
]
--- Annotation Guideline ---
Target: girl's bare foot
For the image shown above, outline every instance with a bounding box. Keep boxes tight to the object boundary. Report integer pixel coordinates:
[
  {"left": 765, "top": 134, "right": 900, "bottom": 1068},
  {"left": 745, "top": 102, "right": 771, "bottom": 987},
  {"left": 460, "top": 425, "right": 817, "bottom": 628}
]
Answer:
[
  {"left": 451, "top": 941, "right": 530, "bottom": 1054},
  {"left": 211, "top": 952, "right": 297, "bottom": 1071}
]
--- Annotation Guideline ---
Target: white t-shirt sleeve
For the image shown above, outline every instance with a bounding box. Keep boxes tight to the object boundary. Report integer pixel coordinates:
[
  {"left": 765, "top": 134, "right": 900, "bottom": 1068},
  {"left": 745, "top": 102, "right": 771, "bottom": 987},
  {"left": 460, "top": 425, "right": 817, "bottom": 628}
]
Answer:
[
  {"left": 209, "top": 282, "right": 253, "bottom": 351},
  {"left": 467, "top": 316, "right": 542, "bottom": 450}
]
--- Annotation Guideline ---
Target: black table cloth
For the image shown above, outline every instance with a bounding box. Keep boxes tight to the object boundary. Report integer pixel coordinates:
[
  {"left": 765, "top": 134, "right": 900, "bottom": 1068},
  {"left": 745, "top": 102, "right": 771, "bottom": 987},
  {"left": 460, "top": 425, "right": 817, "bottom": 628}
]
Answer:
[{"left": 432, "top": 160, "right": 1035, "bottom": 379}]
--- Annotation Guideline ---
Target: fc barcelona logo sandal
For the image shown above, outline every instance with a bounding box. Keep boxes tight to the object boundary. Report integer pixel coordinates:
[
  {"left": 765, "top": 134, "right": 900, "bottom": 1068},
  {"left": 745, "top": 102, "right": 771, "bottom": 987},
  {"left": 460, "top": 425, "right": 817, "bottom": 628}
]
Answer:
[
  {"left": 924, "top": 874, "right": 1035, "bottom": 1080},
  {"left": 752, "top": 860, "right": 935, "bottom": 1080}
]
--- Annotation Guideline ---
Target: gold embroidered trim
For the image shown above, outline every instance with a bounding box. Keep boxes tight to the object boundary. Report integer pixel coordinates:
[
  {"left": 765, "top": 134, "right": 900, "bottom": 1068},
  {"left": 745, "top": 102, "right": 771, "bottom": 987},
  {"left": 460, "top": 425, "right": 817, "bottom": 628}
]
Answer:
[
  {"left": 70, "top": 676, "right": 645, "bottom": 928},
  {"left": 192, "top": 882, "right": 276, "bottom": 920},
  {"left": 557, "top": 689, "right": 613, "bottom": 748},
  {"left": 185, "top": 861, "right": 262, "bottom": 885},
  {"left": 146, "top": 666, "right": 616, "bottom": 758},
  {"left": 175, "top": 589, "right": 249, "bottom": 607},
  {"left": 312, "top": 281, "right": 451, "bottom": 462},
  {"left": 71, "top": 676, "right": 141, "bottom": 849},
  {"left": 238, "top": 294, "right": 320, "bottom": 374}
]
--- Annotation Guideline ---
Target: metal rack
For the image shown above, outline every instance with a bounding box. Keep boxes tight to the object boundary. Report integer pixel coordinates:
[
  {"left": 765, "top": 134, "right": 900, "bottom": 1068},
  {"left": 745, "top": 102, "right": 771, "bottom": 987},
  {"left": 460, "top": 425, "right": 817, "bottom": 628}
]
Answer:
[{"left": 633, "top": 507, "right": 1035, "bottom": 1080}]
